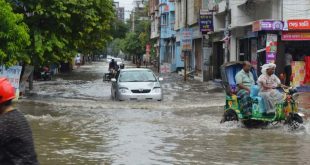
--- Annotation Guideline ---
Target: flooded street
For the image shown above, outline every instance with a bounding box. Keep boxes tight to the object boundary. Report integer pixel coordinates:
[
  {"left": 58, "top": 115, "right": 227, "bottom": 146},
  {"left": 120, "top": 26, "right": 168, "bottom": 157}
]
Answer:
[{"left": 17, "top": 62, "right": 310, "bottom": 165}]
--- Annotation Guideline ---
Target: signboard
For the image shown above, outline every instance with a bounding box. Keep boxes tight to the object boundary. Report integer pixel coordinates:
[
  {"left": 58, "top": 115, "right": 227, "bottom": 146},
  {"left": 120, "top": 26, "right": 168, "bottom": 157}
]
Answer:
[
  {"left": 282, "top": 32, "right": 310, "bottom": 41},
  {"left": 160, "top": 63, "right": 171, "bottom": 73},
  {"left": 266, "top": 34, "right": 278, "bottom": 63},
  {"left": 0, "top": 66, "right": 22, "bottom": 89},
  {"left": 181, "top": 28, "right": 192, "bottom": 51},
  {"left": 287, "top": 19, "right": 310, "bottom": 30},
  {"left": 199, "top": 10, "right": 213, "bottom": 33},
  {"left": 0, "top": 66, "right": 22, "bottom": 99},
  {"left": 252, "top": 20, "right": 283, "bottom": 32}
]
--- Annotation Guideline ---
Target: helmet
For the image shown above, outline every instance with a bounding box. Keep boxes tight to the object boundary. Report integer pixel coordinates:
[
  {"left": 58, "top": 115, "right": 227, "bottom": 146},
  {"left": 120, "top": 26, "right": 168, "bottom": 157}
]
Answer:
[{"left": 0, "top": 78, "right": 15, "bottom": 104}]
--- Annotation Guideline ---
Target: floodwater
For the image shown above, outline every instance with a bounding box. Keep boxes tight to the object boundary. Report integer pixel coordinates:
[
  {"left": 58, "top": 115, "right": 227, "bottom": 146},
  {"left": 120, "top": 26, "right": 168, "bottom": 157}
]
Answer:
[{"left": 17, "top": 62, "right": 310, "bottom": 165}]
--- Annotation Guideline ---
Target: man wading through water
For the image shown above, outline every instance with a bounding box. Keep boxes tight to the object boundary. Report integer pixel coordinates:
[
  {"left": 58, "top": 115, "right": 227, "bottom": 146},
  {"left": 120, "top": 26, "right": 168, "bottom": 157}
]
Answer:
[{"left": 0, "top": 78, "right": 39, "bottom": 164}]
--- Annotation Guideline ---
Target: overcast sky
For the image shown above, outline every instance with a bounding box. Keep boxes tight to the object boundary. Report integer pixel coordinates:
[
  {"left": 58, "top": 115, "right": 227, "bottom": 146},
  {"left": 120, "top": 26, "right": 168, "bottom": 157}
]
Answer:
[{"left": 118, "top": 0, "right": 134, "bottom": 19}]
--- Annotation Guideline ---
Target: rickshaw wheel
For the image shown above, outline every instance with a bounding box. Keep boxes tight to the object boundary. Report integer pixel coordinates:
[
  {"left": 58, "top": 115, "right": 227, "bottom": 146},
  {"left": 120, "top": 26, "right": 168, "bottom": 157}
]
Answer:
[
  {"left": 221, "top": 109, "right": 238, "bottom": 123},
  {"left": 287, "top": 114, "right": 303, "bottom": 130}
]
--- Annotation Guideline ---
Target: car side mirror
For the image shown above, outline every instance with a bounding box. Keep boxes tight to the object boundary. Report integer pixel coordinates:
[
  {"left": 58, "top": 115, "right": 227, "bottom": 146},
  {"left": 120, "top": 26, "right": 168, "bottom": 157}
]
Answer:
[
  {"left": 111, "top": 78, "right": 117, "bottom": 82},
  {"left": 158, "top": 77, "right": 164, "bottom": 81}
]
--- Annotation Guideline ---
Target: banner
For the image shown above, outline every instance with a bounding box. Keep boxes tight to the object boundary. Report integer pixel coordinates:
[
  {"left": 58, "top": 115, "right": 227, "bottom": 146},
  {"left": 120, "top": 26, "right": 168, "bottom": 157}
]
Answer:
[
  {"left": 252, "top": 20, "right": 283, "bottom": 32},
  {"left": 160, "top": 63, "right": 171, "bottom": 74},
  {"left": 266, "top": 34, "right": 278, "bottom": 63},
  {"left": 287, "top": 19, "right": 310, "bottom": 30},
  {"left": 282, "top": 32, "right": 310, "bottom": 41},
  {"left": 199, "top": 10, "right": 213, "bottom": 33},
  {"left": 0, "top": 65, "right": 22, "bottom": 99},
  {"left": 181, "top": 28, "right": 192, "bottom": 51}
]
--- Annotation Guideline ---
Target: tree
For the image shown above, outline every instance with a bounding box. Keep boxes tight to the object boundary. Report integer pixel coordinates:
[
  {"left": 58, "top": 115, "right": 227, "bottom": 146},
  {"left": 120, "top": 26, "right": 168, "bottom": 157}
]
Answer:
[
  {"left": 110, "top": 20, "right": 130, "bottom": 39},
  {"left": 9, "top": 0, "right": 114, "bottom": 66},
  {"left": 110, "top": 38, "right": 124, "bottom": 56},
  {"left": 0, "top": 0, "right": 30, "bottom": 66},
  {"left": 122, "top": 32, "right": 144, "bottom": 57}
]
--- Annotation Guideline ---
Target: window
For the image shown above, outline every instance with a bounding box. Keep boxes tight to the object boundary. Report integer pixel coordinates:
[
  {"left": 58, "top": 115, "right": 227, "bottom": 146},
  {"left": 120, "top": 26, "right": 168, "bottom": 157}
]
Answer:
[{"left": 161, "top": 14, "right": 168, "bottom": 26}]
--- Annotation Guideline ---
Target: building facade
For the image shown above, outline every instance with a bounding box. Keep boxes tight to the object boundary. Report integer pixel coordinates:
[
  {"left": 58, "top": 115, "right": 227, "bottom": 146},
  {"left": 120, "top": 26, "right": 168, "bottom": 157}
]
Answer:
[
  {"left": 158, "top": 0, "right": 177, "bottom": 72},
  {"left": 149, "top": 0, "right": 160, "bottom": 63},
  {"left": 207, "top": 0, "right": 310, "bottom": 85}
]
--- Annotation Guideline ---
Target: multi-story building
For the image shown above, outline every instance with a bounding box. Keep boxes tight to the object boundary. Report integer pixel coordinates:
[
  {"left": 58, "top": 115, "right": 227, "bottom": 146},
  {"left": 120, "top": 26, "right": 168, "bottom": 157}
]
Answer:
[
  {"left": 149, "top": 0, "right": 160, "bottom": 61},
  {"left": 158, "top": 0, "right": 178, "bottom": 72},
  {"left": 113, "top": 1, "right": 125, "bottom": 22},
  {"left": 175, "top": 0, "right": 206, "bottom": 80},
  {"left": 207, "top": 0, "right": 310, "bottom": 85},
  {"left": 117, "top": 7, "right": 125, "bottom": 22}
]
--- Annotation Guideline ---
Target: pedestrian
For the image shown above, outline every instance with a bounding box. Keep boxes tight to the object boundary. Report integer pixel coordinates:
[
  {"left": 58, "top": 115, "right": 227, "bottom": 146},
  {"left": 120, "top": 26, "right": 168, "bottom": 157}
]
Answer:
[
  {"left": 0, "top": 78, "right": 39, "bottom": 164},
  {"left": 75, "top": 55, "right": 81, "bottom": 69},
  {"left": 284, "top": 48, "right": 293, "bottom": 86},
  {"left": 143, "top": 60, "right": 147, "bottom": 68}
]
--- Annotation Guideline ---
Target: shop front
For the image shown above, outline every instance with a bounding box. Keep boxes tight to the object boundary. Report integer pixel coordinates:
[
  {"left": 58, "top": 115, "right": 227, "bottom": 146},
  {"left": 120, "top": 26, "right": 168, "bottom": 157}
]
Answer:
[
  {"left": 280, "top": 19, "right": 310, "bottom": 88},
  {"left": 252, "top": 20, "right": 284, "bottom": 75}
]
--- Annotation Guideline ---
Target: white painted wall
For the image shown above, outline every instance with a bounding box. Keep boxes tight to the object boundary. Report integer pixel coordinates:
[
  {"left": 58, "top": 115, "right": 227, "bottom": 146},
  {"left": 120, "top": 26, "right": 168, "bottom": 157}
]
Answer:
[
  {"left": 174, "top": 0, "right": 185, "bottom": 30},
  {"left": 283, "top": 0, "right": 310, "bottom": 20},
  {"left": 151, "top": 12, "right": 160, "bottom": 39}
]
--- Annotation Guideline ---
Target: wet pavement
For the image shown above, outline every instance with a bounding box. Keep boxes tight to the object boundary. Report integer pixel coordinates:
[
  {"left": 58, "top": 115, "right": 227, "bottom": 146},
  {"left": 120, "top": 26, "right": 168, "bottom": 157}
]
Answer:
[{"left": 17, "top": 62, "right": 310, "bottom": 165}]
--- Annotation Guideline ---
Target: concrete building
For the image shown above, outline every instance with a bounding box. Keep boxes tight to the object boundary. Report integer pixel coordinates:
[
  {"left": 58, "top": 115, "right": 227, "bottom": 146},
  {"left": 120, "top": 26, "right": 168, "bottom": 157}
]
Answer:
[
  {"left": 207, "top": 0, "right": 310, "bottom": 84},
  {"left": 174, "top": 0, "right": 208, "bottom": 80},
  {"left": 149, "top": 0, "right": 160, "bottom": 62},
  {"left": 113, "top": 1, "right": 125, "bottom": 22},
  {"left": 117, "top": 7, "right": 125, "bottom": 22},
  {"left": 158, "top": 0, "right": 178, "bottom": 72}
]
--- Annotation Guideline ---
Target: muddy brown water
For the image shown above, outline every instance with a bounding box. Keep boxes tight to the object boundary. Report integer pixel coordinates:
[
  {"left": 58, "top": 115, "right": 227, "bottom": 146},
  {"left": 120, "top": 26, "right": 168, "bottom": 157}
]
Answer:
[{"left": 17, "top": 62, "right": 310, "bottom": 165}]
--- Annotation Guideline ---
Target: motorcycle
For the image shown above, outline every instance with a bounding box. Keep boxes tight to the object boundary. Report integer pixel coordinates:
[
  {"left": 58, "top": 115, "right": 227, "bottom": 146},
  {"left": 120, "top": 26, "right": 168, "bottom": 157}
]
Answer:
[{"left": 40, "top": 67, "right": 52, "bottom": 81}]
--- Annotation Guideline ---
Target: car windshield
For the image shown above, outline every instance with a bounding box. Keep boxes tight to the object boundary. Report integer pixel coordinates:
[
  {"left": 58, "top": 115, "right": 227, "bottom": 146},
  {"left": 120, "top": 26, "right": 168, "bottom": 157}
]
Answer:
[
  {"left": 114, "top": 58, "right": 122, "bottom": 62},
  {"left": 119, "top": 70, "right": 157, "bottom": 82}
]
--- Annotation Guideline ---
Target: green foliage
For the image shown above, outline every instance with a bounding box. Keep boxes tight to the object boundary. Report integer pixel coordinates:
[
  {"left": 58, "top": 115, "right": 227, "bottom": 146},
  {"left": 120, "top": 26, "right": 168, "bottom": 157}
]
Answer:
[
  {"left": 110, "top": 20, "right": 130, "bottom": 39},
  {"left": 9, "top": 0, "right": 114, "bottom": 66},
  {"left": 0, "top": 0, "right": 30, "bottom": 66},
  {"left": 110, "top": 38, "right": 124, "bottom": 56},
  {"left": 122, "top": 32, "right": 144, "bottom": 56}
]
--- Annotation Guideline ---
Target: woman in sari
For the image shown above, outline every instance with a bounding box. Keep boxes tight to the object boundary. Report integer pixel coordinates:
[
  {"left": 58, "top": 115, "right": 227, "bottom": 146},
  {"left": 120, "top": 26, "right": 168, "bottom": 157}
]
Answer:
[{"left": 257, "top": 63, "right": 288, "bottom": 113}]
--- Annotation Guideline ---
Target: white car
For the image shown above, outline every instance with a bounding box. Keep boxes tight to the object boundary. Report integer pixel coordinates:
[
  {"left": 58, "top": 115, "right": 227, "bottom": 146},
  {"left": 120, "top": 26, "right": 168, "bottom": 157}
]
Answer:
[
  {"left": 111, "top": 68, "right": 163, "bottom": 101},
  {"left": 106, "top": 57, "right": 112, "bottom": 63},
  {"left": 114, "top": 58, "right": 123, "bottom": 66}
]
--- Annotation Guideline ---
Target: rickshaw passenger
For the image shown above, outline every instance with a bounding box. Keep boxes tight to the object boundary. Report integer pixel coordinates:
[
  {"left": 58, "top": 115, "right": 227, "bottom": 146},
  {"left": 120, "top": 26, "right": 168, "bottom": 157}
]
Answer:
[
  {"left": 257, "top": 63, "right": 287, "bottom": 113},
  {"left": 235, "top": 61, "right": 255, "bottom": 115}
]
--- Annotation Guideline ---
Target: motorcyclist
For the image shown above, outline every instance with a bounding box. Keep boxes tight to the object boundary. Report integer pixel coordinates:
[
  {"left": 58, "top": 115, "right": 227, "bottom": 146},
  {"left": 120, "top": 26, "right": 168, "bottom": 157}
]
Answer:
[
  {"left": 109, "top": 59, "right": 118, "bottom": 78},
  {"left": 109, "top": 59, "right": 117, "bottom": 71},
  {"left": 0, "top": 78, "right": 39, "bottom": 164}
]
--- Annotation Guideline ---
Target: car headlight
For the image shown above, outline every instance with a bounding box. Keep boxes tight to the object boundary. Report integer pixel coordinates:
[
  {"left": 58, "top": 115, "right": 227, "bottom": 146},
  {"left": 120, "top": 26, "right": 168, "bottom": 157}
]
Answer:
[
  {"left": 153, "top": 87, "right": 161, "bottom": 93},
  {"left": 119, "top": 87, "right": 129, "bottom": 93}
]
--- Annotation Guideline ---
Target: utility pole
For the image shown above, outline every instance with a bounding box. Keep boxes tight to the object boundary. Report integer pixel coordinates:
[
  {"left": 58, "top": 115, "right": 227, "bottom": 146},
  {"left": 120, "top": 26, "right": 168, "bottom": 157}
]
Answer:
[
  {"left": 184, "top": 0, "right": 188, "bottom": 81},
  {"left": 224, "top": 0, "right": 230, "bottom": 63}
]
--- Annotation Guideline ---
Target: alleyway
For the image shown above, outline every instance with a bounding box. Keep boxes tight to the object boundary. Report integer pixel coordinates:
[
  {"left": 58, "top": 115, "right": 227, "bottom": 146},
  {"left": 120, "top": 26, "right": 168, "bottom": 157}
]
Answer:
[{"left": 18, "top": 62, "right": 310, "bottom": 165}]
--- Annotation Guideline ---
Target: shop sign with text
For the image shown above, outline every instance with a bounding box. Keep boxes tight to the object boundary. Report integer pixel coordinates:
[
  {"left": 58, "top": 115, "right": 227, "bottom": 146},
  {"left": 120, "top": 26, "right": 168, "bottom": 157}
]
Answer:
[
  {"left": 199, "top": 10, "right": 213, "bottom": 33},
  {"left": 252, "top": 20, "right": 283, "bottom": 32},
  {"left": 287, "top": 19, "right": 310, "bottom": 30},
  {"left": 282, "top": 31, "right": 310, "bottom": 41},
  {"left": 181, "top": 28, "right": 192, "bottom": 51}
]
